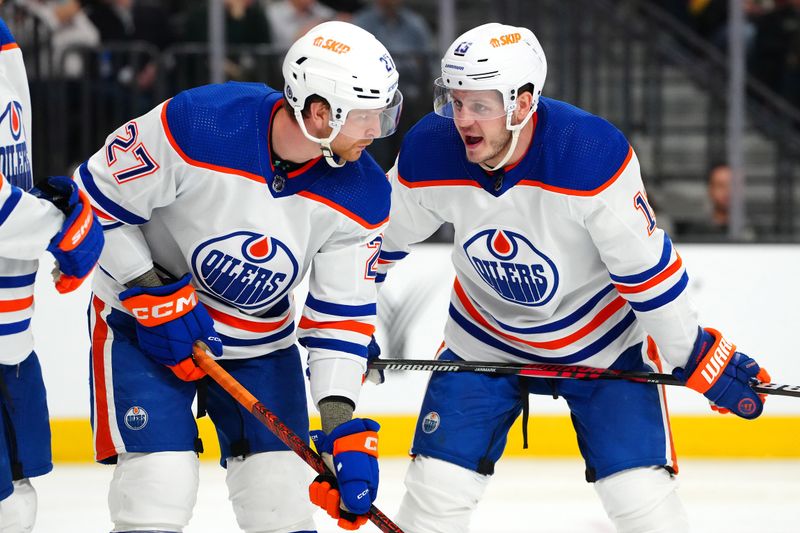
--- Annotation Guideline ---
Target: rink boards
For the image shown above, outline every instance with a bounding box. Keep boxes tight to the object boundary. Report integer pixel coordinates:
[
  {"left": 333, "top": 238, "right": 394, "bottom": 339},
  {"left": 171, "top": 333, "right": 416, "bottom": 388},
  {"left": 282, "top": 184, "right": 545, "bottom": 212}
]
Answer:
[{"left": 33, "top": 244, "right": 800, "bottom": 462}]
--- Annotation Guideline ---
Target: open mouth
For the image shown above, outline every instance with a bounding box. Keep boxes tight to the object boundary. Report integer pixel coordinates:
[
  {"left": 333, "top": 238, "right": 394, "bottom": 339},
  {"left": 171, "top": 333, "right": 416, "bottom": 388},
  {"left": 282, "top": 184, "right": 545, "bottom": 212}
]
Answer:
[{"left": 465, "top": 135, "right": 483, "bottom": 147}]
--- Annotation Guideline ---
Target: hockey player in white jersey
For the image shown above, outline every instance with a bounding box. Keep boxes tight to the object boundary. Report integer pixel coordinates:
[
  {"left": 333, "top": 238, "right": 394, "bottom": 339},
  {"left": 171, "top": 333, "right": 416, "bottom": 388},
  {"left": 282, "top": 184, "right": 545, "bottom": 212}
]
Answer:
[
  {"left": 0, "top": 14, "right": 104, "bottom": 532},
  {"left": 75, "top": 21, "right": 401, "bottom": 533},
  {"left": 377, "top": 23, "right": 770, "bottom": 533}
]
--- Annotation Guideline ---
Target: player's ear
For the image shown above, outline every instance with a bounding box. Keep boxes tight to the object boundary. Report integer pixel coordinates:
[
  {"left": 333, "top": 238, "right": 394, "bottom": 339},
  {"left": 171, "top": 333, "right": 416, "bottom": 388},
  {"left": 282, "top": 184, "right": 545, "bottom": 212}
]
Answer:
[
  {"left": 514, "top": 91, "right": 533, "bottom": 124},
  {"left": 307, "top": 100, "right": 332, "bottom": 134}
]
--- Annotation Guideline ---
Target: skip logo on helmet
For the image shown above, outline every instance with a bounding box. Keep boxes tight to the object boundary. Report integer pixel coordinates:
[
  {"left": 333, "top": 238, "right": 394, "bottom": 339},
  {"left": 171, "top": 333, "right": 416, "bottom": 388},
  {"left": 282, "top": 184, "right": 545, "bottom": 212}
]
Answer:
[
  {"left": 312, "top": 35, "right": 351, "bottom": 54},
  {"left": 490, "top": 32, "right": 522, "bottom": 47}
]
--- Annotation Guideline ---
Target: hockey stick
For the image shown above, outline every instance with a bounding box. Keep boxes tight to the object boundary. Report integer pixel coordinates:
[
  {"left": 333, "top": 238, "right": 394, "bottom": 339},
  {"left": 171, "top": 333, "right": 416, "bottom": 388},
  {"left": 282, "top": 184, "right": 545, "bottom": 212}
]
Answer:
[
  {"left": 368, "top": 358, "right": 800, "bottom": 398},
  {"left": 193, "top": 346, "right": 404, "bottom": 533}
]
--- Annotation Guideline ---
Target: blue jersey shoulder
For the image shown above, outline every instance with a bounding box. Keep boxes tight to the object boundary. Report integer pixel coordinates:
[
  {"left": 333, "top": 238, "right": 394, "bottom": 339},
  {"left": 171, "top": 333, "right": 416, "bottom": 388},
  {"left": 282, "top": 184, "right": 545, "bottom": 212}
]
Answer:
[
  {"left": 534, "top": 97, "right": 631, "bottom": 192},
  {"left": 165, "top": 82, "right": 280, "bottom": 177},
  {"left": 307, "top": 151, "right": 390, "bottom": 228},
  {"left": 398, "top": 112, "right": 469, "bottom": 184},
  {"left": 0, "top": 19, "right": 14, "bottom": 48}
]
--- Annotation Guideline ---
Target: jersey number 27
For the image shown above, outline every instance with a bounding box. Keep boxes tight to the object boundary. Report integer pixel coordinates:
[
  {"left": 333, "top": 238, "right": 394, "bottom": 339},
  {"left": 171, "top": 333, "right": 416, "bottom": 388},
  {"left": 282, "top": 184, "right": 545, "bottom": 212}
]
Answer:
[{"left": 106, "top": 121, "right": 160, "bottom": 184}]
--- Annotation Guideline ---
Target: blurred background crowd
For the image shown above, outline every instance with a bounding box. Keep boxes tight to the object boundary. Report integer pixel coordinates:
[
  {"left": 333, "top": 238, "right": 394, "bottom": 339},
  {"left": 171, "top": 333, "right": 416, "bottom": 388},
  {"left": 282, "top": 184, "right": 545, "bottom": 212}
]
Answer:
[{"left": 3, "top": 0, "right": 800, "bottom": 243}]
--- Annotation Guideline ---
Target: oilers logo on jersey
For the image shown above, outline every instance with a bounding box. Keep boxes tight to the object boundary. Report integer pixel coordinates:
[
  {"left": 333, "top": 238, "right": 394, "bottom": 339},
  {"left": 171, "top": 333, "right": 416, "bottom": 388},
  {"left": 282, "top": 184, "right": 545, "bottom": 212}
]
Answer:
[
  {"left": 191, "top": 230, "right": 299, "bottom": 311},
  {"left": 0, "top": 100, "right": 31, "bottom": 189},
  {"left": 463, "top": 228, "right": 558, "bottom": 307}
]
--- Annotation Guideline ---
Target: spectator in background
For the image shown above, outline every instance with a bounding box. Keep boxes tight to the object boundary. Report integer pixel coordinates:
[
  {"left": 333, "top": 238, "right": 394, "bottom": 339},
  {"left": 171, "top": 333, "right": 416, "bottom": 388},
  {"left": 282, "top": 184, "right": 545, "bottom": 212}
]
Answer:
[
  {"left": 185, "top": 0, "right": 270, "bottom": 46},
  {"left": 184, "top": 0, "right": 271, "bottom": 81},
  {"left": 352, "top": 0, "right": 433, "bottom": 168},
  {"left": 352, "top": 0, "right": 431, "bottom": 58},
  {"left": 750, "top": 0, "right": 800, "bottom": 93},
  {"left": 689, "top": 0, "right": 765, "bottom": 53},
  {"left": 265, "top": 0, "right": 335, "bottom": 49},
  {"left": 677, "top": 163, "right": 755, "bottom": 240},
  {"left": 81, "top": 0, "right": 174, "bottom": 92},
  {"left": 318, "top": 0, "right": 363, "bottom": 17},
  {"left": 21, "top": 0, "right": 100, "bottom": 78},
  {"left": 706, "top": 162, "right": 733, "bottom": 231}
]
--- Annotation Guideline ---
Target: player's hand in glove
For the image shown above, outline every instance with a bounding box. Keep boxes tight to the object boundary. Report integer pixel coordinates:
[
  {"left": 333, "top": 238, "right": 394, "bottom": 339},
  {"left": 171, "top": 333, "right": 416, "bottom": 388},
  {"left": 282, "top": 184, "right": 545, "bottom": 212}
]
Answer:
[
  {"left": 33, "top": 176, "right": 104, "bottom": 293},
  {"left": 309, "top": 418, "right": 380, "bottom": 530},
  {"left": 673, "top": 327, "right": 770, "bottom": 419},
  {"left": 120, "top": 273, "right": 223, "bottom": 381},
  {"left": 363, "top": 336, "right": 384, "bottom": 385}
]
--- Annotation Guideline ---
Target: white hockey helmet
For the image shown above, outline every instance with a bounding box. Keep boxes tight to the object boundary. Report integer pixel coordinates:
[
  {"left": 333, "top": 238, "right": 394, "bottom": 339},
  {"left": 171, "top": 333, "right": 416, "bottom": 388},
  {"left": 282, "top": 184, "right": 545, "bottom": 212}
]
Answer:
[
  {"left": 282, "top": 21, "right": 403, "bottom": 167},
  {"left": 434, "top": 23, "right": 547, "bottom": 170}
]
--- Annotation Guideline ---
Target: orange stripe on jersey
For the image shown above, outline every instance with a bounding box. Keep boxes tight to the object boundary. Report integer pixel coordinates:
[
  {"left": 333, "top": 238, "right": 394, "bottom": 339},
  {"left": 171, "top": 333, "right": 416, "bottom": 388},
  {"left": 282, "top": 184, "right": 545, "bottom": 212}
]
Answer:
[
  {"left": 206, "top": 306, "right": 291, "bottom": 333},
  {"left": 160, "top": 101, "right": 266, "bottom": 185},
  {"left": 92, "top": 206, "right": 115, "bottom": 221},
  {"left": 287, "top": 157, "right": 322, "bottom": 177},
  {"left": 454, "top": 278, "right": 626, "bottom": 350},
  {"left": 91, "top": 297, "right": 116, "bottom": 461},
  {"left": 298, "top": 190, "right": 388, "bottom": 230},
  {"left": 646, "top": 337, "right": 679, "bottom": 473},
  {"left": 0, "top": 43, "right": 19, "bottom": 52},
  {"left": 298, "top": 317, "right": 375, "bottom": 337},
  {"left": 518, "top": 145, "right": 634, "bottom": 196},
  {"left": 614, "top": 254, "right": 684, "bottom": 294},
  {"left": 0, "top": 295, "right": 33, "bottom": 312}
]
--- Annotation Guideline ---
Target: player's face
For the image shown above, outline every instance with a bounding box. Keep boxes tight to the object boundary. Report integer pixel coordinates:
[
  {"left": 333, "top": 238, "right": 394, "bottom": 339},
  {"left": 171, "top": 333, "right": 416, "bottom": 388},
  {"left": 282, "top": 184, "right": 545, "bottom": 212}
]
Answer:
[
  {"left": 340, "top": 109, "right": 385, "bottom": 140},
  {"left": 449, "top": 90, "right": 512, "bottom": 165},
  {"left": 329, "top": 97, "right": 403, "bottom": 161},
  {"left": 330, "top": 131, "right": 375, "bottom": 162}
]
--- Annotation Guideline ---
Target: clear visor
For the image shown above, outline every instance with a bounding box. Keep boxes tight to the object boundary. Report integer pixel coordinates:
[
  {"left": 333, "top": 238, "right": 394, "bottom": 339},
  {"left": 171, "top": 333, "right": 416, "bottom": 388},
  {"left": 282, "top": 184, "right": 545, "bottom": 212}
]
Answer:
[
  {"left": 433, "top": 78, "right": 508, "bottom": 121},
  {"left": 337, "top": 90, "right": 404, "bottom": 140}
]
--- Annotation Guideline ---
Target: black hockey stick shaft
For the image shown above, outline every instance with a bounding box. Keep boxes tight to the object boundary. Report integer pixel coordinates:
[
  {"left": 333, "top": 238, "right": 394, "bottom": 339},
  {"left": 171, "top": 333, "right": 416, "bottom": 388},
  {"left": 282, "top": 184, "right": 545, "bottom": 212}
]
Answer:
[
  {"left": 369, "top": 358, "right": 800, "bottom": 398},
  {"left": 194, "top": 346, "right": 404, "bottom": 533}
]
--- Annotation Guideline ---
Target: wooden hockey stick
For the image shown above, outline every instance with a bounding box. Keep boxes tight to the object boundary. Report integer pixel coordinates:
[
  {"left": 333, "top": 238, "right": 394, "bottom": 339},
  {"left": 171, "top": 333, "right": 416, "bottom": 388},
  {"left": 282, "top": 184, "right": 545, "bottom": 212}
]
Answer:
[
  {"left": 193, "top": 346, "right": 404, "bottom": 533},
  {"left": 368, "top": 358, "right": 800, "bottom": 398}
]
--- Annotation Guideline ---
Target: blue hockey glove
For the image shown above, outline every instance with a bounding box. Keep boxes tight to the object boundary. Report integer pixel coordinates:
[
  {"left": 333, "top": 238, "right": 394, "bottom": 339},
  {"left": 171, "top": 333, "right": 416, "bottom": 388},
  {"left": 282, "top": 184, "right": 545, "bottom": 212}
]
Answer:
[
  {"left": 309, "top": 418, "right": 380, "bottom": 528},
  {"left": 120, "top": 274, "right": 223, "bottom": 381},
  {"left": 673, "top": 327, "right": 770, "bottom": 419},
  {"left": 364, "top": 336, "right": 384, "bottom": 385},
  {"left": 33, "top": 176, "right": 104, "bottom": 293}
]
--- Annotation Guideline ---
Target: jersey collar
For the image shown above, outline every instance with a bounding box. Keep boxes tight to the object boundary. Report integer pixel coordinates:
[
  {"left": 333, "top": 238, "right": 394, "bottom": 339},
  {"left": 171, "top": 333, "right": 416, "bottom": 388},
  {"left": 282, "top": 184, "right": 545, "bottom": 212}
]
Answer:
[{"left": 263, "top": 98, "right": 331, "bottom": 197}]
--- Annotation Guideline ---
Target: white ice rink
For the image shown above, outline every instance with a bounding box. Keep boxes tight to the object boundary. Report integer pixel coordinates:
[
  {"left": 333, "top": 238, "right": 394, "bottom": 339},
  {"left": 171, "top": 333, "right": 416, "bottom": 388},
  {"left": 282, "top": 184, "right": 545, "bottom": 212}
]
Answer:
[{"left": 33, "top": 458, "right": 800, "bottom": 533}]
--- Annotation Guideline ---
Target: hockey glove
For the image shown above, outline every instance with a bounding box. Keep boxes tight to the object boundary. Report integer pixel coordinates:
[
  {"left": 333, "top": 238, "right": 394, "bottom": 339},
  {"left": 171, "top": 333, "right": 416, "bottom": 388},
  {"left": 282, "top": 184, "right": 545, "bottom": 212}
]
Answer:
[
  {"left": 363, "top": 336, "right": 384, "bottom": 385},
  {"left": 34, "top": 176, "right": 104, "bottom": 293},
  {"left": 120, "top": 274, "right": 223, "bottom": 381},
  {"left": 673, "top": 327, "right": 770, "bottom": 419},
  {"left": 309, "top": 418, "right": 380, "bottom": 530}
]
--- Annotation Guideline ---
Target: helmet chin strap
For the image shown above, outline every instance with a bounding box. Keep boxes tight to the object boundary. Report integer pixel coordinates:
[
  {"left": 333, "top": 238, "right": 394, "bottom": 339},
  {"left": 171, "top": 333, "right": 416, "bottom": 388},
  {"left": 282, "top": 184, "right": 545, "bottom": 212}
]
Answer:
[
  {"left": 320, "top": 141, "right": 346, "bottom": 168},
  {"left": 294, "top": 110, "right": 346, "bottom": 168},
  {"left": 479, "top": 106, "right": 535, "bottom": 172}
]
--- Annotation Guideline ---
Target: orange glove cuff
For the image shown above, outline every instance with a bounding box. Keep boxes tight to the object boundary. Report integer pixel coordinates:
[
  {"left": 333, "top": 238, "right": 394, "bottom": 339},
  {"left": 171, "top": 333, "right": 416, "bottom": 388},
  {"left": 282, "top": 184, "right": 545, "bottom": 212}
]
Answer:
[
  {"left": 122, "top": 284, "right": 198, "bottom": 326},
  {"left": 685, "top": 328, "right": 737, "bottom": 394},
  {"left": 58, "top": 189, "right": 94, "bottom": 252},
  {"left": 333, "top": 431, "right": 379, "bottom": 458}
]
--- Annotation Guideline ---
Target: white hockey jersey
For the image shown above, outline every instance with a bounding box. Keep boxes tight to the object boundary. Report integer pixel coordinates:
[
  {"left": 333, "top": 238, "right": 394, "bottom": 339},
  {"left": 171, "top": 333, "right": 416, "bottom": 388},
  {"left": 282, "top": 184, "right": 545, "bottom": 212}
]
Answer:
[
  {"left": 0, "top": 18, "right": 63, "bottom": 364},
  {"left": 379, "top": 98, "right": 700, "bottom": 371},
  {"left": 76, "top": 83, "right": 389, "bottom": 404}
]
